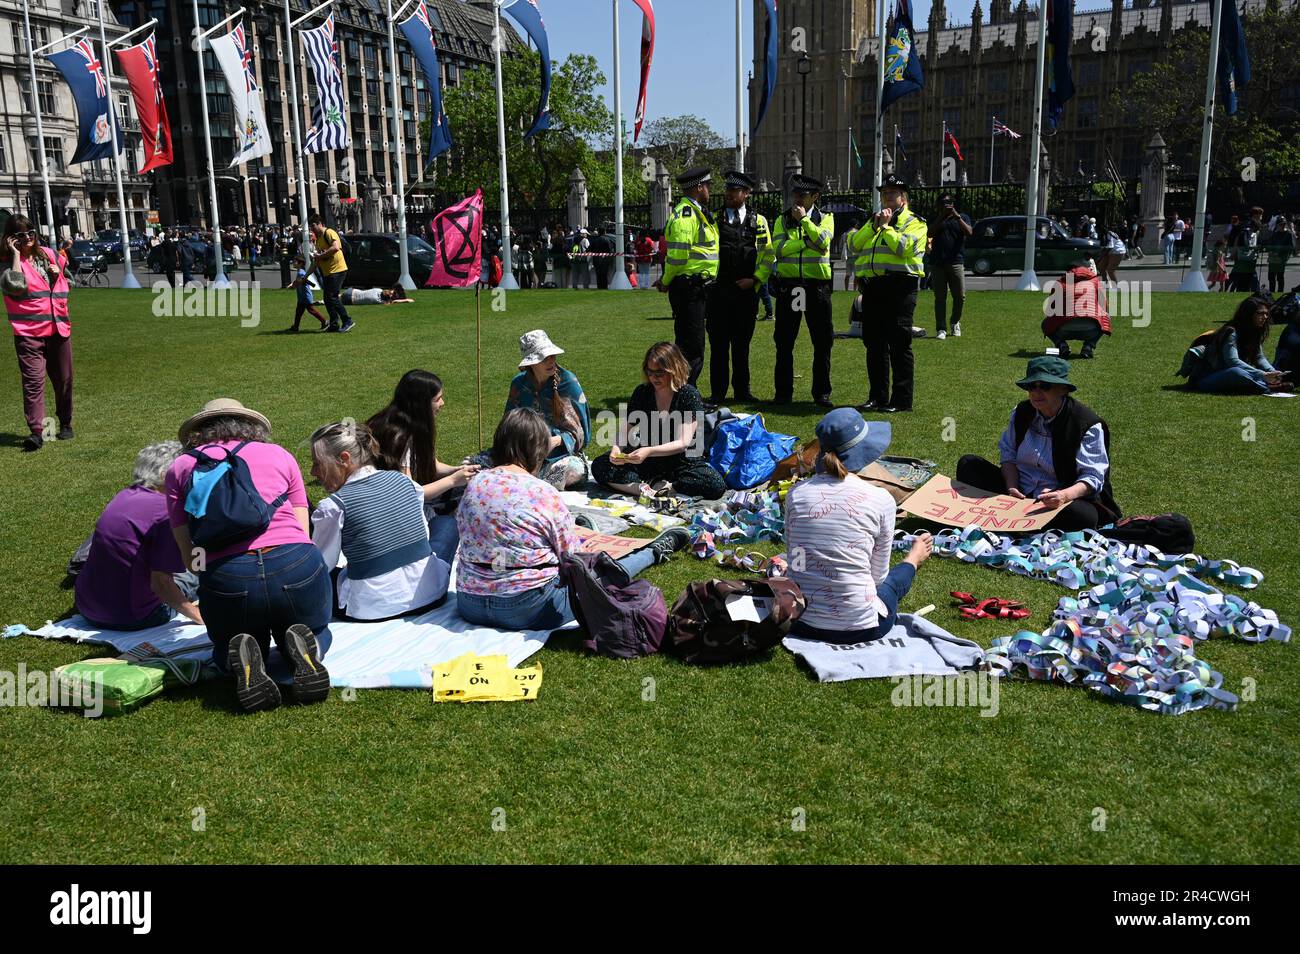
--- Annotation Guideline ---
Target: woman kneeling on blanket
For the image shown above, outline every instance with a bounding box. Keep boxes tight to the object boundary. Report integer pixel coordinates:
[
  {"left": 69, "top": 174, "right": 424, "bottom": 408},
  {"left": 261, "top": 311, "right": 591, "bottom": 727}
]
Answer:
[
  {"left": 455, "top": 408, "right": 689, "bottom": 630},
  {"left": 310, "top": 420, "right": 450, "bottom": 621},
  {"left": 166, "top": 398, "right": 331, "bottom": 713},
  {"left": 956, "top": 356, "right": 1120, "bottom": 532},
  {"left": 785, "top": 409, "right": 933, "bottom": 642}
]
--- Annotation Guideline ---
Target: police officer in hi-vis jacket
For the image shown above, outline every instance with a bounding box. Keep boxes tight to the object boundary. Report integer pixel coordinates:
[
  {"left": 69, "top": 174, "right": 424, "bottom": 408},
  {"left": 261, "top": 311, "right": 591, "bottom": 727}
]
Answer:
[{"left": 655, "top": 166, "right": 719, "bottom": 388}]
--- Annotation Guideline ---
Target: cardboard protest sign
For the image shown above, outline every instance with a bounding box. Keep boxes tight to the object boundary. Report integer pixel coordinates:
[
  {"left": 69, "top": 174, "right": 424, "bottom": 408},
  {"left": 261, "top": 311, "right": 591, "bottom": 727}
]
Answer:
[
  {"left": 573, "top": 525, "right": 653, "bottom": 560},
  {"left": 899, "top": 474, "right": 1059, "bottom": 532}
]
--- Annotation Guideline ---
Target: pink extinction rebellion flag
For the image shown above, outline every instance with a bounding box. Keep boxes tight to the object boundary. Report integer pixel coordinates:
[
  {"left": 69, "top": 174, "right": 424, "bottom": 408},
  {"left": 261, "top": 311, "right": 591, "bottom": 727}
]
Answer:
[{"left": 426, "top": 189, "right": 484, "bottom": 288}]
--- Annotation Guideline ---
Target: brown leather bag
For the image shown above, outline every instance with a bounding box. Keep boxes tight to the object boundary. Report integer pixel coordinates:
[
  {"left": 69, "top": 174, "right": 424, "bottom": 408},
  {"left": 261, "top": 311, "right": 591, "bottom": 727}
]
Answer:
[{"left": 665, "top": 578, "right": 806, "bottom": 664}]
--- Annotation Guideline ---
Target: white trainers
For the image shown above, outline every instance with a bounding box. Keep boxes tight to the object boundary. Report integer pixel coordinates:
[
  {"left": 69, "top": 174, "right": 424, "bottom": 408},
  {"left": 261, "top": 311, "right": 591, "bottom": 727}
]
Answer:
[
  {"left": 952, "top": 322, "right": 962, "bottom": 337},
  {"left": 936, "top": 330, "right": 947, "bottom": 340}
]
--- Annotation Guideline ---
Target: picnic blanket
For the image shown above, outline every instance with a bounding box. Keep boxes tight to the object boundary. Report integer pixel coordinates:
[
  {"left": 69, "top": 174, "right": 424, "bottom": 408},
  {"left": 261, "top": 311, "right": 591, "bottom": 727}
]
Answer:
[
  {"left": 784, "top": 614, "right": 985, "bottom": 682},
  {"left": 7, "top": 599, "right": 568, "bottom": 690}
]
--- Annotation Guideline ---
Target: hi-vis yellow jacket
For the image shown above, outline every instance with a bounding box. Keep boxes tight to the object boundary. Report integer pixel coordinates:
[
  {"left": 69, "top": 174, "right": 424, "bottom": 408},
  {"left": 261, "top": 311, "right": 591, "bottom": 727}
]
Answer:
[
  {"left": 849, "top": 205, "right": 927, "bottom": 279},
  {"left": 661, "top": 196, "right": 719, "bottom": 284},
  {"left": 756, "top": 208, "right": 835, "bottom": 283}
]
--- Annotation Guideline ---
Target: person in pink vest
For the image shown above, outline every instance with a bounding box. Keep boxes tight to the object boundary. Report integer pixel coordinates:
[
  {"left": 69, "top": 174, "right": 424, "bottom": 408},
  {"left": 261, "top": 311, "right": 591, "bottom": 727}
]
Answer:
[{"left": 2, "top": 214, "right": 72, "bottom": 451}]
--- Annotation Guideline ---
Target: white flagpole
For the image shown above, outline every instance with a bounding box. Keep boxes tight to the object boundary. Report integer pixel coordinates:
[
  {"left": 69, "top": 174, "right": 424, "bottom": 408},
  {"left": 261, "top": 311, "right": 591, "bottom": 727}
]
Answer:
[
  {"left": 97, "top": 3, "right": 141, "bottom": 288},
  {"left": 196, "top": 6, "right": 244, "bottom": 289},
  {"left": 609, "top": 0, "right": 632, "bottom": 290},
  {"left": 287, "top": 1, "right": 332, "bottom": 270},
  {"left": 873, "top": 0, "right": 885, "bottom": 209},
  {"left": 386, "top": 0, "right": 415, "bottom": 289},
  {"left": 21, "top": 1, "right": 56, "bottom": 246},
  {"left": 989, "top": 118, "right": 996, "bottom": 184},
  {"left": 1016, "top": 2, "right": 1050, "bottom": 292},
  {"left": 735, "top": 0, "right": 743, "bottom": 172},
  {"left": 492, "top": 0, "right": 518, "bottom": 289},
  {"left": 1179, "top": 0, "right": 1226, "bottom": 292}
]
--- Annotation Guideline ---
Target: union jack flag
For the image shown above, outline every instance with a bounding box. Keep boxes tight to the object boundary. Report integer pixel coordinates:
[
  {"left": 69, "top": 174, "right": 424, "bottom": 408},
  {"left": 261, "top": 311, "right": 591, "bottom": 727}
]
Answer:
[
  {"left": 231, "top": 25, "right": 258, "bottom": 95},
  {"left": 992, "top": 116, "right": 1022, "bottom": 139},
  {"left": 74, "top": 38, "right": 106, "bottom": 98},
  {"left": 140, "top": 35, "right": 163, "bottom": 104}
]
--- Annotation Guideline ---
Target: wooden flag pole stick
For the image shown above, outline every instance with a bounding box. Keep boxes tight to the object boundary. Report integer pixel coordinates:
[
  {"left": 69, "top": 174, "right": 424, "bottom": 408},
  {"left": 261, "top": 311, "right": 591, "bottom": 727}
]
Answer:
[{"left": 476, "top": 282, "right": 483, "bottom": 449}]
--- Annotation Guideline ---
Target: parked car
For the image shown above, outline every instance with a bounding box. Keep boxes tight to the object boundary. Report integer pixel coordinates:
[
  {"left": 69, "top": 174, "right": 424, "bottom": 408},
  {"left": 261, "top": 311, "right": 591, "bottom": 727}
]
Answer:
[
  {"left": 92, "top": 229, "right": 146, "bottom": 263},
  {"left": 964, "top": 216, "right": 1104, "bottom": 276},
  {"left": 68, "top": 240, "right": 108, "bottom": 272},
  {"left": 339, "top": 233, "right": 437, "bottom": 288}
]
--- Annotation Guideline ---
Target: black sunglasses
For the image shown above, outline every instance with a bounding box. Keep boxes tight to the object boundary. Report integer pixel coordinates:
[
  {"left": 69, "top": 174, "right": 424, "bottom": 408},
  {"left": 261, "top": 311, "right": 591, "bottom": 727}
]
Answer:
[{"left": 1026, "top": 381, "right": 1054, "bottom": 391}]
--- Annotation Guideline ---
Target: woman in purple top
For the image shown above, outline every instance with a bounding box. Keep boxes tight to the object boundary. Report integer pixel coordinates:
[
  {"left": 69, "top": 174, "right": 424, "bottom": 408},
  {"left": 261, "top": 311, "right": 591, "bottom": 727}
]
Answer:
[{"left": 75, "top": 441, "right": 202, "bottom": 631}]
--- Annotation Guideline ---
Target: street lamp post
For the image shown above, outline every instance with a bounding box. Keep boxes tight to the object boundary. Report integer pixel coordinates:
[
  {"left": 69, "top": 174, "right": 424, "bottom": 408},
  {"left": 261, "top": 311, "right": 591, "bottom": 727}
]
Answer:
[{"left": 797, "top": 53, "right": 811, "bottom": 165}]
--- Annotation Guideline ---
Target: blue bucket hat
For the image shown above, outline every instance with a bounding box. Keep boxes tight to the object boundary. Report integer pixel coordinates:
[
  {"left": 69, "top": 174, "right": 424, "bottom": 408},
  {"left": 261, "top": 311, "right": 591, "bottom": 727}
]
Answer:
[{"left": 814, "top": 409, "right": 891, "bottom": 474}]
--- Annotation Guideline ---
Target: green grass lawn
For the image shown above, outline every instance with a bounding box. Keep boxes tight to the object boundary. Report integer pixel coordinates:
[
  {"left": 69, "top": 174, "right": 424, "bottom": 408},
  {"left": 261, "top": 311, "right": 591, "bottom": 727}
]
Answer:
[{"left": 1, "top": 286, "right": 1296, "bottom": 864}]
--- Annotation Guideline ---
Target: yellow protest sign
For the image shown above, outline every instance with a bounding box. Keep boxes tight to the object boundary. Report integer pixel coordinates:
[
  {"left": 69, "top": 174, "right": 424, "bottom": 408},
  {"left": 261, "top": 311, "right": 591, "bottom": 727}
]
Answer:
[{"left": 431, "top": 653, "right": 543, "bottom": 703}]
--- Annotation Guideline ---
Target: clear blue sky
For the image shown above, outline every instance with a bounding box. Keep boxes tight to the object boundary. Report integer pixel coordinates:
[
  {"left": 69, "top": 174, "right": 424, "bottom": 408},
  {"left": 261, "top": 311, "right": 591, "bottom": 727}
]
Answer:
[{"left": 523, "top": 0, "right": 975, "bottom": 142}]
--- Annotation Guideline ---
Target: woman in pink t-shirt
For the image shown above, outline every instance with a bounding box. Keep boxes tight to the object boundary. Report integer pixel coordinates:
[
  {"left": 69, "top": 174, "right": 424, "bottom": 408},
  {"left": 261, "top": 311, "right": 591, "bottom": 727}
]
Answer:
[{"left": 165, "top": 398, "right": 331, "bottom": 713}]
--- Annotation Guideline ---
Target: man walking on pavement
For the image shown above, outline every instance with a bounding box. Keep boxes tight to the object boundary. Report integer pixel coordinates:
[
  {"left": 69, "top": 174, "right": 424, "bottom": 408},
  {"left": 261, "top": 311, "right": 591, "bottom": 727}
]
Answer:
[
  {"left": 756, "top": 173, "right": 835, "bottom": 407},
  {"left": 849, "top": 174, "right": 927, "bottom": 413},
  {"left": 707, "top": 170, "right": 772, "bottom": 404},
  {"left": 655, "top": 166, "right": 719, "bottom": 388}
]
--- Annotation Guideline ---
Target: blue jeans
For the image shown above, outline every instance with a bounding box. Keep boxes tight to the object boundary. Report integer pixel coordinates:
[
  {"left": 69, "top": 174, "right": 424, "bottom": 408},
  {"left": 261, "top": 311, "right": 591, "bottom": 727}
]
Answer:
[
  {"left": 428, "top": 513, "right": 459, "bottom": 564},
  {"left": 1162, "top": 235, "right": 1177, "bottom": 264},
  {"left": 456, "top": 548, "right": 656, "bottom": 630},
  {"left": 1192, "top": 366, "right": 1269, "bottom": 395},
  {"left": 789, "top": 562, "right": 917, "bottom": 644},
  {"left": 758, "top": 281, "right": 774, "bottom": 316},
  {"left": 200, "top": 543, "right": 332, "bottom": 678}
]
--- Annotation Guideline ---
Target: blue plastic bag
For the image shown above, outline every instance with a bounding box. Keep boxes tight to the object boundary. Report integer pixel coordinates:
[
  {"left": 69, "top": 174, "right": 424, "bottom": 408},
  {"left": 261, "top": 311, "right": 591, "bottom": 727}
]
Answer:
[{"left": 708, "top": 415, "right": 797, "bottom": 490}]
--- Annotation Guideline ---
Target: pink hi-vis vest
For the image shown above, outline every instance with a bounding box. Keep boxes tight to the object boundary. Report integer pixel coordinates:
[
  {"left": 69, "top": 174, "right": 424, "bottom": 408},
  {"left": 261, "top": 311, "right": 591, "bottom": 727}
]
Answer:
[{"left": 5, "top": 246, "right": 70, "bottom": 338}]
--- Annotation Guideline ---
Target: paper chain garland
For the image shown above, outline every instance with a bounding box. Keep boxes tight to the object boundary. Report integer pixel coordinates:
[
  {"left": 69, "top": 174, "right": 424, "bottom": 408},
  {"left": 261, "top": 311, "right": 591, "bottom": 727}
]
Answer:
[
  {"left": 892, "top": 526, "right": 1291, "bottom": 715},
  {"left": 687, "top": 489, "right": 785, "bottom": 561}
]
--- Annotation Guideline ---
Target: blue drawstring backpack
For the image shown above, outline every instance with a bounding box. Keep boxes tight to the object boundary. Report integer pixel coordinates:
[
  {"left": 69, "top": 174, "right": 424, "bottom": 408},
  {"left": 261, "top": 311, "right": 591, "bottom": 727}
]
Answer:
[
  {"left": 708, "top": 415, "right": 797, "bottom": 490},
  {"left": 184, "top": 442, "right": 289, "bottom": 551}
]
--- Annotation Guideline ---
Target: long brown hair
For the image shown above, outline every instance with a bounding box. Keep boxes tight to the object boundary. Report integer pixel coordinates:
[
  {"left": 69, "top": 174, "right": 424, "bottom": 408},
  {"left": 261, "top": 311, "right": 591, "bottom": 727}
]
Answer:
[
  {"left": 2, "top": 215, "right": 51, "bottom": 268},
  {"left": 368, "top": 370, "right": 442, "bottom": 484},
  {"left": 1213, "top": 295, "right": 1271, "bottom": 363}
]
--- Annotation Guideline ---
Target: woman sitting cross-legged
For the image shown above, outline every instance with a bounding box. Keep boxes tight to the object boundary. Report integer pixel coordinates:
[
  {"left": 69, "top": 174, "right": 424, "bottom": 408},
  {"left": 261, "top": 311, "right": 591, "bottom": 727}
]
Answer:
[
  {"left": 505, "top": 329, "right": 591, "bottom": 488},
  {"left": 956, "top": 356, "right": 1120, "bottom": 532},
  {"left": 590, "top": 341, "right": 727, "bottom": 500},
  {"left": 368, "top": 369, "right": 480, "bottom": 563},
  {"left": 75, "top": 441, "right": 203, "bottom": 631},
  {"left": 165, "top": 398, "right": 331, "bottom": 713},
  {"left": 309, "top": 420, "right": 450, "bottom": 621},
  {"left": 785, "top": 409, "right": 933, "bottom": 642},
  {"left": 455, "top": 408, "right": 689, "bottom": 630},
  {"left": 1179, "top": 295, "right": 1291, "bottom": 394}
]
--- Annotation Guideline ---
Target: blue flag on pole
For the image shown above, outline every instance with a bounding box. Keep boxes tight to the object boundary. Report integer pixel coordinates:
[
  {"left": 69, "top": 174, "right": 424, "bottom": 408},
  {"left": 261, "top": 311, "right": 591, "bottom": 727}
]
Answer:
[
  {"left": 47, "top": 39, "right": 120, "bottom": 164},
  {"left": 754, "top": 0, "right": 778, "bottom": 133},
  {"left": 1045, "top": 0, "right": 1075, "bottom": 132},
  {"left": 503, "top": 0, "right": 551, "bottom": 139},
  {"left": 880, "top": 0, "right": 923, "bottom": 114},
  {"left": 399, "top": 1, "right": 453, "bottom": 161},
  {"left": 1216, "top": 0, "right": 1250, "bottom": 116}
]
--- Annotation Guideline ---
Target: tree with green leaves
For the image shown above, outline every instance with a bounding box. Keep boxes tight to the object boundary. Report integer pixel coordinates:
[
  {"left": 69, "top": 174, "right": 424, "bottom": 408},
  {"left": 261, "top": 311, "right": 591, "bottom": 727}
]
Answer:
[
  {"left": 1120, "top": 3, "right": 1300, "bottom": 179},
  {"left": 638, "top": 114, "right": 728, "bottom": 181},
  {"left": 427, "top": 50, "right": 646, "bottom": 215}
]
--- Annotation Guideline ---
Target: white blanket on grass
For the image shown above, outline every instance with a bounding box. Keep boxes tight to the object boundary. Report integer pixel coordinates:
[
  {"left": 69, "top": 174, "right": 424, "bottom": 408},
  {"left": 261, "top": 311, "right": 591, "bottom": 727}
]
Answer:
[
  {"left": 783, "top": 614, "right": 985, "bottom": 683},
  {"left": 16, "top": 600, "right": 568, "bottom": 689}
]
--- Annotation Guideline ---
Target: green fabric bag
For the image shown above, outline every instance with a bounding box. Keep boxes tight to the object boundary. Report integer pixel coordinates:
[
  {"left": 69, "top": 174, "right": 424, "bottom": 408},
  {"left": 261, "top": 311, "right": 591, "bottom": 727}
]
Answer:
[{"left": 53, "top": 656, "right": 206, "bottom": 717}]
